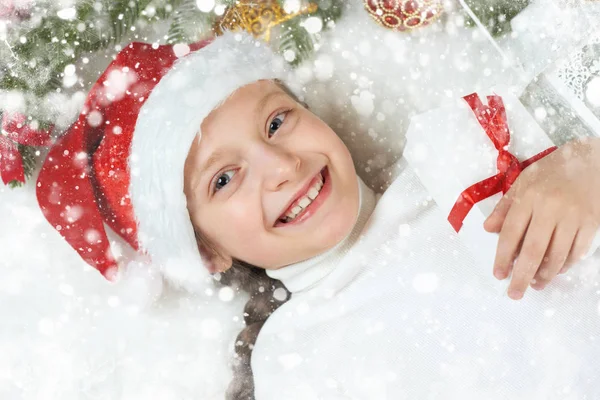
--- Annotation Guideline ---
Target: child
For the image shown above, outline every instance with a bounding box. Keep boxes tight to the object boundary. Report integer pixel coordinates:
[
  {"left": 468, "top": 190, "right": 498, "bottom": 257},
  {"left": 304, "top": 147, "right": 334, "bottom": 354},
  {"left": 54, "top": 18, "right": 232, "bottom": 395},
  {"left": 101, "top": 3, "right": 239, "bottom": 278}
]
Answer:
[{"left": 37, "top": 32, "right": 600, "bottom": 399}]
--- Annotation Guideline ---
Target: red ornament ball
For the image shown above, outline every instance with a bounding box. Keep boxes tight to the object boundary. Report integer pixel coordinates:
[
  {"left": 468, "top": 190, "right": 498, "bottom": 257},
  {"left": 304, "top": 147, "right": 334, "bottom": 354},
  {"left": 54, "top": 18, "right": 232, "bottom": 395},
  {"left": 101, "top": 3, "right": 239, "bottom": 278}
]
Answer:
[{"left": 364, "top": 0, "right": 444, "bottom": 32}]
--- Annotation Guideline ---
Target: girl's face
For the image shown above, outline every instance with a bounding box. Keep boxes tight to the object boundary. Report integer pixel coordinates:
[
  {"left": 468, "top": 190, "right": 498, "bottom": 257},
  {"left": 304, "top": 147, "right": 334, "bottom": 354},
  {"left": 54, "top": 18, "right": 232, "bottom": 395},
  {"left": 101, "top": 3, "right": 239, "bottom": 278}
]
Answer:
[{"left": 184, "top": 80, "right": 359, "bottom": 272}]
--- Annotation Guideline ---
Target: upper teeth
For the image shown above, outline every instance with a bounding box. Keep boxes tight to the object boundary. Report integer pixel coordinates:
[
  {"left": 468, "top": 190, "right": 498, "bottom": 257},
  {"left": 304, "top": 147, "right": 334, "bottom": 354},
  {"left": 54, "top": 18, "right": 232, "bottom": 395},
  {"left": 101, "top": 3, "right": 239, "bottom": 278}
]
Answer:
[{"left": 283, "top": 174, "right": 324, "bottom": 222}]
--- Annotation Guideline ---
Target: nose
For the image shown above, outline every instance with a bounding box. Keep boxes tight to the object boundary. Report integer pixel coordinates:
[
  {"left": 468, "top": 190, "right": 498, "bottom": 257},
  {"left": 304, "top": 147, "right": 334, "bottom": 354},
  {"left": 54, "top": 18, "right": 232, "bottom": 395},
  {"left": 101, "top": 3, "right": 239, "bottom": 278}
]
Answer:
[{"left": 252, "top": 142, "right": 301, "bottom": 191}]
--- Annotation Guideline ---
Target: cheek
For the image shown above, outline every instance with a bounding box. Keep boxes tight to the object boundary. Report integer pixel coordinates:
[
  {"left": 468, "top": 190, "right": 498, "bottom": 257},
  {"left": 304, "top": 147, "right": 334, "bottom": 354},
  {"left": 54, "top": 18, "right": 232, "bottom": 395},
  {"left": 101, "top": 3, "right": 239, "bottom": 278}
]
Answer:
[
  {"left": 299, "top": 115, "right": 347, "bottom": 153},
  {"left": 201, "top": 200, "right": 264, "bottom": 249}
]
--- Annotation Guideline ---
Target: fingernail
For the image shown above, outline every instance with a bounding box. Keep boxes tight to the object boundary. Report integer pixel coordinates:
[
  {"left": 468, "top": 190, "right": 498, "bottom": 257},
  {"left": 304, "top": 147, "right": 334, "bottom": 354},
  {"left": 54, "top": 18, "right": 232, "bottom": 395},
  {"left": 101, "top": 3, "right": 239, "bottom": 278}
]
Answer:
[
  {"left": 508, "top": 289, "right": 523, "bottom": 300},
  {"left": 530, "top": 282, "right": 545, "bottom": 291},
  {"left": 559, "top": 266, "right": 568, "bottom": 274},
  {"left": 494, "top": 270, "right": 506, "bottom": 280}
]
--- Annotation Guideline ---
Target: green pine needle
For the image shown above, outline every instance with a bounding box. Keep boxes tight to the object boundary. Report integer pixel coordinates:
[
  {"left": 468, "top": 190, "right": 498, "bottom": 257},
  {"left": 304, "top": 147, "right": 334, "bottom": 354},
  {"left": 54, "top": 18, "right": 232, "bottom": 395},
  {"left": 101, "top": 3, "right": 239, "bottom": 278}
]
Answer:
[
  {"left": 273, "top": 0, "right": 345, "bottom": 66},
  {"left": 167, "top": 0, "right": 213, "bottom": 44},
  {"left": 277, "top": 19, "right": 315, "bottom": 67},
  {"left": 102, "top": 0, "right": 154, "bottom": 47}
]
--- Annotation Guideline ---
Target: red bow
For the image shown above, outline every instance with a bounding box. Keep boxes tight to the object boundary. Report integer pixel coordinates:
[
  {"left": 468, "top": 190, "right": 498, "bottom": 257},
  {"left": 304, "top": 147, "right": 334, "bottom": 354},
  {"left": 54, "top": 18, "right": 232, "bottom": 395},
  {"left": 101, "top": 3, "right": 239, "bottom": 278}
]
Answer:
[
  {"left": 447, "top": 93, "right": 557, "bottom": 232},
  {"left": 0, "top": 112, "right": 53, "bottom": 185}
]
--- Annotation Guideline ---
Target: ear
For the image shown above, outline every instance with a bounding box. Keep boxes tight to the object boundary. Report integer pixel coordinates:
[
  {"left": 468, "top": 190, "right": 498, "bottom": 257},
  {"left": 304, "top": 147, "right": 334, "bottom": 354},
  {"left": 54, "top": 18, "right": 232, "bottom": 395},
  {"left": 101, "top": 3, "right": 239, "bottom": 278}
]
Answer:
[
  {"left": 208, "top": 250, "right": 233, "bottom": 274},
  {"left": 196, "top": 238, "right": 233, "bottom": 274}
]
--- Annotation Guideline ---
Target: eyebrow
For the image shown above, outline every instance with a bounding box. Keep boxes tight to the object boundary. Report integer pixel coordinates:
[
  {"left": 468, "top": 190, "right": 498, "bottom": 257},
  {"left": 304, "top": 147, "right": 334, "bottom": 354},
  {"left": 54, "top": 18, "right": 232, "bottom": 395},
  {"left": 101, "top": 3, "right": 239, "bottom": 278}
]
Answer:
[
  {"left": 255, "top": 90, "right": 285, "bottom": 123},
  {"left": 201, "top": 148, "right": 225, "bottom": 175},
  {"left": 197, "top": 148, "right": 227, "bottom": 188}
]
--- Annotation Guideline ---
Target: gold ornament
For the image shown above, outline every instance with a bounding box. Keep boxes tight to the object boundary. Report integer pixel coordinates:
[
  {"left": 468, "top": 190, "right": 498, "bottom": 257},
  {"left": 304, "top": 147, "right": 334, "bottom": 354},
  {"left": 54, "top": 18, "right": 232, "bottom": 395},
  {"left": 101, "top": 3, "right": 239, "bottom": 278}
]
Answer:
[
  {"left": 214, "top": 0, "right": 318, "bottom": 42},
  {"left": 364, "top": 0, "right": 443, "bottom": 32}
]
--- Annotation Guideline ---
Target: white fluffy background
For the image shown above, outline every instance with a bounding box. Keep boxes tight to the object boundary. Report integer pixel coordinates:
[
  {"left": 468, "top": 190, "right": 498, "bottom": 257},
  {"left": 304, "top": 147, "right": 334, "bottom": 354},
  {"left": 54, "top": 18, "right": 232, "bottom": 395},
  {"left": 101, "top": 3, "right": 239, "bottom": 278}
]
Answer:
[
  {"left": 0, "top": 0, "right": 599, "bottom": 398},
  {"left": 0, "top": 184, "right": 247, "bottom": 399}
]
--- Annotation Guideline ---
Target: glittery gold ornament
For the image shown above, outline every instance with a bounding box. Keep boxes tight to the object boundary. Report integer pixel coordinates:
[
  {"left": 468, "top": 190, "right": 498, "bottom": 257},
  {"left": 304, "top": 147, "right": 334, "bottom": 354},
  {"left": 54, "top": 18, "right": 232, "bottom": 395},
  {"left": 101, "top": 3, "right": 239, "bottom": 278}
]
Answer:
[
  {"left": 363, "top": 0, "right": 443, "bottom": 32},
  {"left": 214, "top": 0, "right": 318, "bottom": 42}
]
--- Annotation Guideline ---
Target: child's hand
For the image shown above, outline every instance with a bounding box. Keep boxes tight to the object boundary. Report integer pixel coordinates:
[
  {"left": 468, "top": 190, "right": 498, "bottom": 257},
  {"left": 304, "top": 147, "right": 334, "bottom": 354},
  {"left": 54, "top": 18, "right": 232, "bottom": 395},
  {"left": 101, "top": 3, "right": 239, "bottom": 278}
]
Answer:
[{"left": 483, "top": 137, "right": 600, "bottom": 300}]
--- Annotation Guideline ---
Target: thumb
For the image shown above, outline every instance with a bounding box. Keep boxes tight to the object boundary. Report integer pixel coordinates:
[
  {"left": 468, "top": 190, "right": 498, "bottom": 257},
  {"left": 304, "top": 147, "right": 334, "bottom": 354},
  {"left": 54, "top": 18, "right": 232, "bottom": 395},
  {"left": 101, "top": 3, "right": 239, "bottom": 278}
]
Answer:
[{"left": 484, "top": 191, "right": 514, "bottom": 233}]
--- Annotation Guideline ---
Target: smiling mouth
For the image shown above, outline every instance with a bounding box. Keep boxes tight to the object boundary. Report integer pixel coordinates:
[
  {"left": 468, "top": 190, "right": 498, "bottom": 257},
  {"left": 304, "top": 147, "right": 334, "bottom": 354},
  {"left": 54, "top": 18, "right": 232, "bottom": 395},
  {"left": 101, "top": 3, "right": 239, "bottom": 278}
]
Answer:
[{"left": 276, "top": 167, "right": 328, "bottom": 226}]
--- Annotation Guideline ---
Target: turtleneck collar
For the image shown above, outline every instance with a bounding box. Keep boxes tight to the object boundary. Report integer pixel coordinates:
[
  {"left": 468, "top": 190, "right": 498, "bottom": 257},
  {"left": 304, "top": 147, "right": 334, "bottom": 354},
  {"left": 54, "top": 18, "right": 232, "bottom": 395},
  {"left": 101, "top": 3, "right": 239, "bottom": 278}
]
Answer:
[{"left": 266, "top": 175, "right": 378, "bottom": 294}]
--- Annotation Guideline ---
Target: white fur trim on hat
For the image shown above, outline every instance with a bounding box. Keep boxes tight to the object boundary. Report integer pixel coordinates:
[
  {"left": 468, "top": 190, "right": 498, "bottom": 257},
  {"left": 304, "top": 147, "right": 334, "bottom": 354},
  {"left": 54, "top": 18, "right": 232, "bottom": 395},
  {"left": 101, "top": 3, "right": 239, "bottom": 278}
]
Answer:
[{"left": 129, "top": 32, "right": 292, "bottom": 293}]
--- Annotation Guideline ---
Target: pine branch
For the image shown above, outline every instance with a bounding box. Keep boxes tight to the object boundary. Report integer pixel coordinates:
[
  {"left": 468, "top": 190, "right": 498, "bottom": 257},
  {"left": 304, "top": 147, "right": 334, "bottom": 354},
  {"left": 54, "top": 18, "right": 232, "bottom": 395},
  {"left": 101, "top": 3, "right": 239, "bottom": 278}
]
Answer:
[
  {"left": 148, "top": 0, "right": 187, "bottom": 21},
  {"left": 167, "top": 0, "right": 215, "bottom": 44},
  {"left": 1, "top": 0, "right": 169, "bottom": 122},
  {"left": 274, "top": 0, "right": 345, "bottom": 66},
  {"left": 100, "top": 0, "right": 154, "bottom": 47},
  {"left": 277, "top": 18, "right": 315, "bottom": 67},
  {"left": 309, "top": 0, "right": 345, "bottom": 26},
  {"left": 463, "top": 0, "right": 530, "bottom": 37}
]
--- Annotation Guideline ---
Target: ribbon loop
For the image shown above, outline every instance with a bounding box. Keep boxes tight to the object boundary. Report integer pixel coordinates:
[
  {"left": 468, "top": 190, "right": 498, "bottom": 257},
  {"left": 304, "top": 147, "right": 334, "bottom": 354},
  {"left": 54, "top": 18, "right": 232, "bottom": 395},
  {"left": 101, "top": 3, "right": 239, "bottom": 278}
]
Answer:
[{"left": 447, "top": 93, "right": 557, "bottom": 233}]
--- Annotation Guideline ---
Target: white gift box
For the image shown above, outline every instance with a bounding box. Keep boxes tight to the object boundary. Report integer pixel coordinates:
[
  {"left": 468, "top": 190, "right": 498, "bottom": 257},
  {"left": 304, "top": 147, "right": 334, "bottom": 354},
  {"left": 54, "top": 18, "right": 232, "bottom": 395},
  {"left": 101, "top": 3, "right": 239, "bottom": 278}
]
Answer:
[{"left": 404, "top": 86, "right": 600, "bottom": 285}]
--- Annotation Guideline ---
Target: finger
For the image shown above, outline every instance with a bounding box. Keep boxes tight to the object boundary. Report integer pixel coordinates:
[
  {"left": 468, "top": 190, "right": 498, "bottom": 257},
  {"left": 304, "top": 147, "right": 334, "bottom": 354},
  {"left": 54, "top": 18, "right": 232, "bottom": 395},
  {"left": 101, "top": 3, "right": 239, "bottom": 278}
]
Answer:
[
  {"left": 563, "top": 223, "right": 599, "bottom": 271},
  {"left": 484, "top": 191, "right": 515, "bottom": 233},
  {"left": 507, "top": 211, "right": 555, "bottom": 300},
  {"left": 493, "top": 198, "right": 532, "bottom": 281},
  {"left": 531, "top": 220, "right": 578, "bottom": 290}
]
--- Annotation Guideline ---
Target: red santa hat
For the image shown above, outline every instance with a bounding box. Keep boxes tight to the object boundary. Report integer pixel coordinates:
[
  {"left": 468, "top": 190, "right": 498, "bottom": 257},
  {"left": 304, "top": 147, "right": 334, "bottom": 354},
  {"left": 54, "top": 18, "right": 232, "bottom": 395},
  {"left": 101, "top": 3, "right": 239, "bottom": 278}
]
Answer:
[{"left": 36, "top": 32, "right": 294, "bottom": 295}]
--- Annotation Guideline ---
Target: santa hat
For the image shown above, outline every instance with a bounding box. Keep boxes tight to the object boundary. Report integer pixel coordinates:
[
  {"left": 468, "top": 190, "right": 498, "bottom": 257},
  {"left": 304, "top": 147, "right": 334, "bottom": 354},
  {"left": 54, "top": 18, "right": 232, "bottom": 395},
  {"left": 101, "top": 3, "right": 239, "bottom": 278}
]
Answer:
[{"left": 36, "top": 32, "right": 294, "bottom": 295}]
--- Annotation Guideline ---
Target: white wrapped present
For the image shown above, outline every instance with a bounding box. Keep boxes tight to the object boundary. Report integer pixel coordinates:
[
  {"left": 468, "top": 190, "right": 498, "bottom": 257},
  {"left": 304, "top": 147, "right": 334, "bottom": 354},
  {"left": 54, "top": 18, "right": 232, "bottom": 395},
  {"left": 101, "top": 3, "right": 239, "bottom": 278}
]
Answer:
[{"left": 404, "top": 86, "right": 600, "bottom": 278}]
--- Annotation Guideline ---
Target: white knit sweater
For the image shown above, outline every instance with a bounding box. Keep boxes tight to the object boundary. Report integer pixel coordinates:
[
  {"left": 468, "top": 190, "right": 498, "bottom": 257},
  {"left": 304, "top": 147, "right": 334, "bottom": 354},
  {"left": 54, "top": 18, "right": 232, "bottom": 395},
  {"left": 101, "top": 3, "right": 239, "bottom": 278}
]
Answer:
[{"left": 252, "top": 158, "right": 600, "bottom": 400}]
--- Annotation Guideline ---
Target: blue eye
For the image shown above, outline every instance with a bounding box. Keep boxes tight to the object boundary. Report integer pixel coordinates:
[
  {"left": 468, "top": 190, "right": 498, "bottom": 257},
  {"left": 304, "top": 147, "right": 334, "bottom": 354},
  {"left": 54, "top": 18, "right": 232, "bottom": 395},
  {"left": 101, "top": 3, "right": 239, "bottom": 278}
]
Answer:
[
  {"left": 268, "top": 112, "right": 287, "bottom": 137},
  {"left": 214, "top": 170, "right": 235, "bottom": 192}
]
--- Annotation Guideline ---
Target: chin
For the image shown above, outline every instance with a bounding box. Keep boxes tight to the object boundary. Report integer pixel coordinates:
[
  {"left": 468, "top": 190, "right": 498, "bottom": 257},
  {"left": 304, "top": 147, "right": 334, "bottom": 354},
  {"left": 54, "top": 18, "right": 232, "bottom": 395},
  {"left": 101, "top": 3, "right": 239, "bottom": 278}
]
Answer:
[{"left": 320, "top": 202, "right": 359, "bottom": 249}]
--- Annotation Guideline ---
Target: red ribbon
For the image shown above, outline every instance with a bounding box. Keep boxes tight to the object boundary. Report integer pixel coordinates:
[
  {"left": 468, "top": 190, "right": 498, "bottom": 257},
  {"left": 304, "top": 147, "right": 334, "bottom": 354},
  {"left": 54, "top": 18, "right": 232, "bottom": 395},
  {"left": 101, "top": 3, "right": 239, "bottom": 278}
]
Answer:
[
  {"left": 447, "top": 93, "right": 557, "bottom": 233},
  {"left": 0, "top": 111, "right": 53, "bottom": 185}
]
